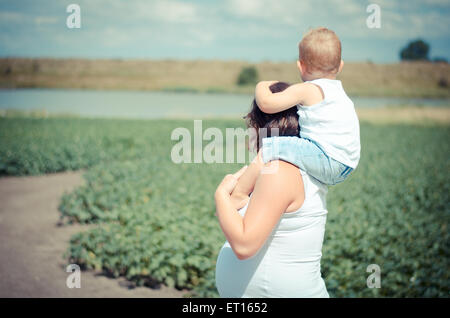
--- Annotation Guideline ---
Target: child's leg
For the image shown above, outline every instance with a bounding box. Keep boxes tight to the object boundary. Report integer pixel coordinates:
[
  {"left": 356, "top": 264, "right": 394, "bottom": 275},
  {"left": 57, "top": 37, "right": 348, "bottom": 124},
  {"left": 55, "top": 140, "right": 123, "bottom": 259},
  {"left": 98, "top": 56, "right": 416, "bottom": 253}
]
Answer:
[
  {"left": 260, "top": 136, "right": 350, "bottom": 185},
  {"left": 230, "top": 151, "right": 264, "bottom": 209}
]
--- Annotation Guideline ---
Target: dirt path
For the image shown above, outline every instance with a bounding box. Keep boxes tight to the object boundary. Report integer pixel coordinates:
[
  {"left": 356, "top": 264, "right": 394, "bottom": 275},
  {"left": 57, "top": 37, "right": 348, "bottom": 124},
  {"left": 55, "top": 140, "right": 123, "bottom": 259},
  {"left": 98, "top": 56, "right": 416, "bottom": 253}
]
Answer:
[{"left": 0, "top": 171, "right": 187, "bottom": 297}]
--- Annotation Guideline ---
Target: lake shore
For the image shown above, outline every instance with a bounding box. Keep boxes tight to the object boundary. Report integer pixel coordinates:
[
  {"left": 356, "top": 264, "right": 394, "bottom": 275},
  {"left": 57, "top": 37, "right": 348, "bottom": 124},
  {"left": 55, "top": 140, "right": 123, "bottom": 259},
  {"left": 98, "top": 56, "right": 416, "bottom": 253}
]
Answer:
[
  {"left": 1, "top": 105, "right": 449, "bottom": 125},
  {"left": 1, "top": 58, "right": 449, "bottom": 98},
  {"left": 356, "top": 106, "right": 450, "bottom": 125}
]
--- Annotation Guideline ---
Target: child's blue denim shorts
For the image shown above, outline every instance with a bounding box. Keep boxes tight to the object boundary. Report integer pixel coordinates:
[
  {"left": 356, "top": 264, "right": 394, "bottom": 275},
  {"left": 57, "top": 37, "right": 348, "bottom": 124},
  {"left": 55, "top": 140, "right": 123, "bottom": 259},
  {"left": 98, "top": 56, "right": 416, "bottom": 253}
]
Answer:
[{"left": 261, "top": 136, "right": 353, "bottom": 185}]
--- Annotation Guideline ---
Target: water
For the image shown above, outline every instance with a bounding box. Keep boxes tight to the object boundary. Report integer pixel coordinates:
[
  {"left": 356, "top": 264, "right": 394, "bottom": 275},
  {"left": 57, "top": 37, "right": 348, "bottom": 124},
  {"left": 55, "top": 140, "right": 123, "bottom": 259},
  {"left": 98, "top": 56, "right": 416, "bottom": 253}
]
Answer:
[{"left": 0, "top": 89, "right": 448, "bottom": 119}]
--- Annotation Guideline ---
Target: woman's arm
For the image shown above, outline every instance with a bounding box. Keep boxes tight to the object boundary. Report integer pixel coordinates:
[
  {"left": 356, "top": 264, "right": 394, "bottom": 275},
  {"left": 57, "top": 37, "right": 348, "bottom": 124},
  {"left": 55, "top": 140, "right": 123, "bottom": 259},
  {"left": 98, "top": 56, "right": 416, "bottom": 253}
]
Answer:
[{"left": 215, "top": 160, "right": 305, "bottom": 260}]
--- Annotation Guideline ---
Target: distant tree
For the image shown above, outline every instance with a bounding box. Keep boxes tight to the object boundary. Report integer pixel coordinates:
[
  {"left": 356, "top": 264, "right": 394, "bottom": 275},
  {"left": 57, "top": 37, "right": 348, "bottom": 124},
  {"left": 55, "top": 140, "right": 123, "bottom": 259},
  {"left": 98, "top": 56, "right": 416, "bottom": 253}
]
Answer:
[
  {"left": 237, "top": 66, "right": 258, "bottom": 86},
  {"left": 32, "top": 60, "right": 40, "bottom": 73},
  {"left": 400, "top": 39, "right": 430, "bottom": 61},
  {"left": 437, "top": 77, "right": 448, "bottom": 88}
]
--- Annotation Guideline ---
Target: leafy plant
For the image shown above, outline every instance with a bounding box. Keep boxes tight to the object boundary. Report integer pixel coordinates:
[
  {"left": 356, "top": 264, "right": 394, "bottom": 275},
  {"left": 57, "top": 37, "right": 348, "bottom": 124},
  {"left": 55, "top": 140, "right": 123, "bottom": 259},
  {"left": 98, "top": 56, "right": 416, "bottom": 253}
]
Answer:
[
  {"left": 1, "top": 117, "right": 449, "bottom": 297},
  {"left": 237, "top": 66, "right": 258, "bottom": 86}
]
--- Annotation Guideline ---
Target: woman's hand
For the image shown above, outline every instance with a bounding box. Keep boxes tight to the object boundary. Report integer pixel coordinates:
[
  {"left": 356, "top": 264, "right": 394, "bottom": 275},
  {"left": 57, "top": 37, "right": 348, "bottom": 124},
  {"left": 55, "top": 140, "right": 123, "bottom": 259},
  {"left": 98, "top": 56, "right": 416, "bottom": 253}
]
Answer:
[{"left": 215, "top": 165, "right": 248, "bottom": 196}]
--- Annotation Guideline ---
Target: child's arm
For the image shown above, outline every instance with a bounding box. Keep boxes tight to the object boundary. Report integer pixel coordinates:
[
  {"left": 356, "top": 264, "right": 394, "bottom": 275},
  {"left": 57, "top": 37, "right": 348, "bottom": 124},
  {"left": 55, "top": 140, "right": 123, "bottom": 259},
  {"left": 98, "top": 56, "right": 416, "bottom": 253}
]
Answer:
[
  {"left": 255, "top": 81, "right": 322, "bottom": 114},
  {"left": 230, "top": 151, "right": 264, "bottom": 210}
]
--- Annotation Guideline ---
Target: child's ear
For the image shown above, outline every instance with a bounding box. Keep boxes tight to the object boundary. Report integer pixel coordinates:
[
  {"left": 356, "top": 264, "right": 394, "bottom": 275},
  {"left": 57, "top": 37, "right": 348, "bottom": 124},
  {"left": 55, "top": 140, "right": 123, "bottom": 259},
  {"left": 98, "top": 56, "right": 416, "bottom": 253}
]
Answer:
[
  {"left": 338, "top": 60, "right": 344, "bottom": 74},
  {"left": 296, "top": 60, "right": 302, "bottom": 73}
]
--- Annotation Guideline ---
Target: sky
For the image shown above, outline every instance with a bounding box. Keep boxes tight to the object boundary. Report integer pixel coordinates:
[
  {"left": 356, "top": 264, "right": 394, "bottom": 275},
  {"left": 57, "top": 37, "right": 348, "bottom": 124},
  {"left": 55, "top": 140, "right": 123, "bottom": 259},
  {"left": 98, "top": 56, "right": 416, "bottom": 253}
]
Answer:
[{"left": 0, "top": 0, "right": 449, "bottom": 63}]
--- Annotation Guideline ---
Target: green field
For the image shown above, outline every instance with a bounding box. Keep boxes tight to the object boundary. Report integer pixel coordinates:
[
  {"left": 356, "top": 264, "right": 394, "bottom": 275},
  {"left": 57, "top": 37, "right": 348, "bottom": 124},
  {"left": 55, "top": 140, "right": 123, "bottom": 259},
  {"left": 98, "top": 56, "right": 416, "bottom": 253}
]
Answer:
[{"left": 0, "top": 116, "right": 449, "bottom": 297}]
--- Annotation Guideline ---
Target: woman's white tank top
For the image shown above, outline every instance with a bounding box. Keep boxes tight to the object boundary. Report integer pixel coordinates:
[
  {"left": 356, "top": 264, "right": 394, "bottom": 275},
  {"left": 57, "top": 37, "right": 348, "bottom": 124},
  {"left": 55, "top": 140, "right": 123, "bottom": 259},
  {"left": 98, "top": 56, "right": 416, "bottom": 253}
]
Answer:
[{"left": 215, "top": 170, "right": 330, "bottom": 298}]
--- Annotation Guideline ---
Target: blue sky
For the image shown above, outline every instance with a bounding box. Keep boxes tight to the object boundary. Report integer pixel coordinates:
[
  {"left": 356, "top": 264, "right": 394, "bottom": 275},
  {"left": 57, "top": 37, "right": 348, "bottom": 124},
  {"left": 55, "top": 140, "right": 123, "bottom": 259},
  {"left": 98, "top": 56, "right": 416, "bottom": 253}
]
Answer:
[{"left": 0, "top": 0, "right": 449, "bottom": 63}]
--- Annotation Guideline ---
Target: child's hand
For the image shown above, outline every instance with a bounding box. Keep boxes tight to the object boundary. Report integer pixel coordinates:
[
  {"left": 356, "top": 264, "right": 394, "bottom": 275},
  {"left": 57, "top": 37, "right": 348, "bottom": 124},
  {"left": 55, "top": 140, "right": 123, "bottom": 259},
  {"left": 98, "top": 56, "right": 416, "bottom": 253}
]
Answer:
[
  {"left": 216, "top": 165, "right": 248, "bottom": 195},
  {"left": 230, "top": 194, "right": 250, "bottom": 211}
]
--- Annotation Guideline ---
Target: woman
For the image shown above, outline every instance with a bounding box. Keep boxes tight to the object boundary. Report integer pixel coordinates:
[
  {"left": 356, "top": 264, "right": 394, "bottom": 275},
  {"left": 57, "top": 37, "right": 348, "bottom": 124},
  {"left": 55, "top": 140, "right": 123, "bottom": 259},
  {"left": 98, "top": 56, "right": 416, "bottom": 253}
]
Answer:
[{"left": 214, "top": 82, "right": 329, "bottom": 298}]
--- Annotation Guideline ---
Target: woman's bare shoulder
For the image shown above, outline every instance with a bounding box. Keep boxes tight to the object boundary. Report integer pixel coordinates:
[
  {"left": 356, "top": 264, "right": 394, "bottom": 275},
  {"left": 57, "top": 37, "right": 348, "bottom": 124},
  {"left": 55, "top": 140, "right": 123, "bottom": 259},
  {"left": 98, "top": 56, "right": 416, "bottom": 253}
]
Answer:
[{"left": 258, "top": 160, "right": 304, "bottom": 196}]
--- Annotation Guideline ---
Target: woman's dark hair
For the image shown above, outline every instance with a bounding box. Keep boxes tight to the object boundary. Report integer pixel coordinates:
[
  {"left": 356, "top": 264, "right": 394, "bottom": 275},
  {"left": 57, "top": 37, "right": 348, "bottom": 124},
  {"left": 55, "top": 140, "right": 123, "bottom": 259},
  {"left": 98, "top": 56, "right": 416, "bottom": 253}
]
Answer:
[{"left": 245, "top": 82, "right": 299, "bottom": 152}]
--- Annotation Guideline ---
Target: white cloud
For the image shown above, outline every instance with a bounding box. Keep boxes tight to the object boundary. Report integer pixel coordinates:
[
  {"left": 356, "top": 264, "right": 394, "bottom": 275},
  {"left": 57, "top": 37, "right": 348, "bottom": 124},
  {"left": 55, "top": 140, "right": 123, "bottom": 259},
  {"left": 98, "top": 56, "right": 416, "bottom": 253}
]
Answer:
[
  {"left": 227, "top": 0, "right": 264, "bottom": 17},
  {"left": 101, "top": 26, "right": 134, "bottom": 47},
  {"left": 226, "top": 0, "right": 312, "bottom": 26},
  {"left": 420, "top": 0, "right": 450, "bottom": 7},
  {"left": 34, "top": 16, "right": 59, "bottom": 25},
  {"left": 83, "top": 0, "right": 199, "bottom": 24},
  {"left": 0, "top": 11, "right": 27, "bottom": 23},
  {"left": 136, "top": 0, "right": 198, "bottom": 23},
  {"left": 371, "top": 9, "right": 450, "bottom": 39},
  {"left": 0, "top": 0, "right": 448, "bottom": 61}
]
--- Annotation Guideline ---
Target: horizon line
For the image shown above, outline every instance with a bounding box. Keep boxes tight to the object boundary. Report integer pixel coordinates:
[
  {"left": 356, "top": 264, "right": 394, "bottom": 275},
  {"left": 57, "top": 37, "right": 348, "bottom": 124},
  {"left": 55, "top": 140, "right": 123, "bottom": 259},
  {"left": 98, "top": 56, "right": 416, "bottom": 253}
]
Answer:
[{"left": 0, "top": 55, "right": 434, "bottom": 65}]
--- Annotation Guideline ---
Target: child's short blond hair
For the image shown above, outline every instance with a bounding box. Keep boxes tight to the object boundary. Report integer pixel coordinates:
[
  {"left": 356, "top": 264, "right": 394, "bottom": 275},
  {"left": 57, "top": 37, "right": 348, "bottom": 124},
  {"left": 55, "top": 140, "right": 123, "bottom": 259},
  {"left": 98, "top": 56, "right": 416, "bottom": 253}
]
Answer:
[{"left": 299, "top": 27, "right": 341, "bottom": 77}]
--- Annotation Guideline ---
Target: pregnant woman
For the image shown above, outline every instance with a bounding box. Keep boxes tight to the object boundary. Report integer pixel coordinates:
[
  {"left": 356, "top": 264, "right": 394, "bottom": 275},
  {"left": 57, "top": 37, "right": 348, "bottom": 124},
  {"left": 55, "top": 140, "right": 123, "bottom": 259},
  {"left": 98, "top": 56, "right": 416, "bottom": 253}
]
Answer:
[{"left": 215, "top": 82, "right": 329, "bottom": 298}]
